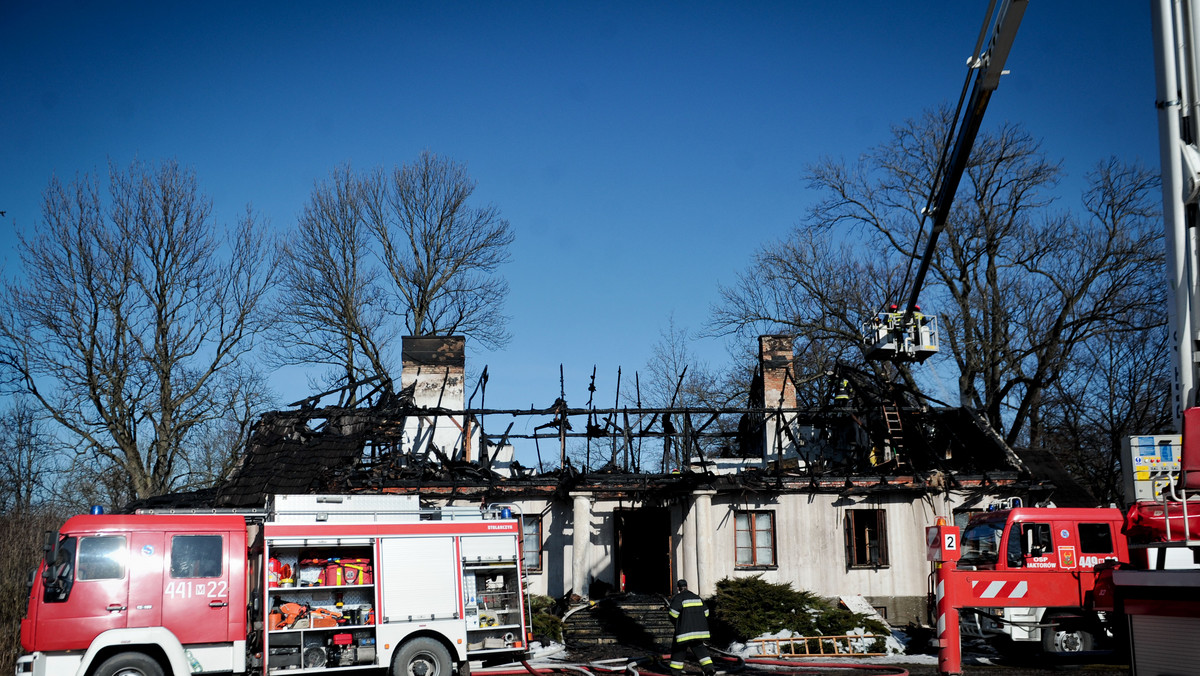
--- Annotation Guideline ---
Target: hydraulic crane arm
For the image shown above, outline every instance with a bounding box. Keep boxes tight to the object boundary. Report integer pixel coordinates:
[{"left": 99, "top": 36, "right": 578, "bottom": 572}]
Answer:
[
  {"left": 1153, "top": 0, "right": 1200, "bottom": 487},
  {"left": 864, "top": 0, "right": 1028, "bottom": 364},
  {"left": 904, "top": 0, "right": 1029, "bottom": 325}
]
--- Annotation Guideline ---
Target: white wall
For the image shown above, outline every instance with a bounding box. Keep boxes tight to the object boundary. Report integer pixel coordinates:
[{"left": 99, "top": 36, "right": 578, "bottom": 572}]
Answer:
[{"left": 470, "top": 487, "right": 983, "bottom": 624}]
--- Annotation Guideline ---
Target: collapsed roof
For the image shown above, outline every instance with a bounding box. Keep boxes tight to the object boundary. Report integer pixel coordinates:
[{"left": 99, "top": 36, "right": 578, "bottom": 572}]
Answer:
[{"left": 128, "top": 335, "right": 1093, "bottom": 511}]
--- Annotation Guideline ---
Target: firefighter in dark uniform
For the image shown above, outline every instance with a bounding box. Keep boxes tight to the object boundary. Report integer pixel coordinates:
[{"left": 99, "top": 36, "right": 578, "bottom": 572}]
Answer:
[
  {"left": 833, "top": 378, "right": 851, "bottom": 407},
  {"left": 667, "top": 579, "right": 715, "bottom": 675}
]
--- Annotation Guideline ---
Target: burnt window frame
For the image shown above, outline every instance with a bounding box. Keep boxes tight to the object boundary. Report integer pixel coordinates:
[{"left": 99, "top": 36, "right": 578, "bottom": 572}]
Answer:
[
  {"left": 521, "top": 515, "right": 543, "bottom": 573},
  {"left": 845, "top": 509, "right": 890, "bottom": 569},
  {"left": 734, "top": 510, "right": 777, "bottom": 569}
]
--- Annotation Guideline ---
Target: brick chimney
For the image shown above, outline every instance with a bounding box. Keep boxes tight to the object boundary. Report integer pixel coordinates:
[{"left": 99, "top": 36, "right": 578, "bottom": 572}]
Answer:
[
  {"left": 758, "top": 335, "right": 797, "bottom": 461},
  {"left": 400, "top": 336, "right": 467, "bottom": 459},
  {"left": 759, "top": 335, "right": 797, "bottom": 410}
]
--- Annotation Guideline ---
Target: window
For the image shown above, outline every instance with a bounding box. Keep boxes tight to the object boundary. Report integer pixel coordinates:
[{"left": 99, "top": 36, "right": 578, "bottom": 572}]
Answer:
[
  {"left": 1079, "top": 523, "right": 1114, "bottom": 554},
  {"left": 1020, "top": 523, "right": 1053, "bottom": 557},
  {"left": 43, "top": 536, "right": 77, "bottom": 603},
  {"left": 959, "top": 518, "right": 1003, "bottom": 566},
  {"left": 522, "top": 516, "right": 542, "bottom": 572},
  {"left": 845, "top": 509, "right": 889, "bottom": 568},
  {"left": 734, "top": 511, "right": 776, "bottom": 567},
  {"left": 171, "top": 535, "right": 224, "bottom": 578},
  {"left": 78, "top": 536, "right": 126, "bottom": 580}
]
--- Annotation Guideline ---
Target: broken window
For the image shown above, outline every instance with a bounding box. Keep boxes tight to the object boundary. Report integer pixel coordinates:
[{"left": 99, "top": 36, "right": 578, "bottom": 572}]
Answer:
[
  {"left": 845, "top": 509, "right": 889, "bottom": 568},
  {"left": 734, "top": 511, "right": 776, "bottom": 567},
  {"left": 522, "top": 516, "right": 543, "bottom": 572}
]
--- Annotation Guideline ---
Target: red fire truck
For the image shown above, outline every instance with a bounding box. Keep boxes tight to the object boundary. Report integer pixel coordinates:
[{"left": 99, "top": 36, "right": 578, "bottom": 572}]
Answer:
[
  {"left": 16, "top": 494, "right": 531, "bottom": 676},
  {"left": 954, "top": 507, "right": 1129, "bottom": 654}
]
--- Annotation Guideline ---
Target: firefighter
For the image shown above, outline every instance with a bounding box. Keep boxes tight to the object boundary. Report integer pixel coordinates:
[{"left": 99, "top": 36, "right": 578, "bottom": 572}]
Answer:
[
  {"left": 667, "top": 579, "right": 716, "bottom": 676},
  {"left": 833, "top": 378, "right": 851, "bottom": 406}
]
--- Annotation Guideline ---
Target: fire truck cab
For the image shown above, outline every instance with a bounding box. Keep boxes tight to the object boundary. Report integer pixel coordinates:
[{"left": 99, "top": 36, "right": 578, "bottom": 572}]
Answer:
[
  {"left": 17, "top": 495, "right": 531, "bottom": 676},
  {"left": 956, "top": 507, "right": 1128, "bottom": 654},
  {"left": 21, "top": 515, "right": 251, "bottom": 676}
]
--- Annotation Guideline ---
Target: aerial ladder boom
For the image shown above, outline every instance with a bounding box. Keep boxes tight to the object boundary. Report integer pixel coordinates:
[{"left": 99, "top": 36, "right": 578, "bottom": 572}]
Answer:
[
  {"left": 1155, "top": 0, "right": 1200, "bottom": 489},
  {"left": 864, "top": 0, "right": 1028, "bottom": 364}
]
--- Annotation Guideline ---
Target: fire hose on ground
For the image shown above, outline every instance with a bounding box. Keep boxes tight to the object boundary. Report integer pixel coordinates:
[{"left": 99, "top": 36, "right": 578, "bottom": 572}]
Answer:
[{"left": 471, "top": 647, "right": 909, "bottom": 676}]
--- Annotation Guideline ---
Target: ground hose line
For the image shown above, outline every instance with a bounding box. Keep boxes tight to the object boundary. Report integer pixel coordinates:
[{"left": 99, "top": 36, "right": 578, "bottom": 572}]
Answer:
[{"left": 474, "top": 650, "right": 906, "bottom": 676}]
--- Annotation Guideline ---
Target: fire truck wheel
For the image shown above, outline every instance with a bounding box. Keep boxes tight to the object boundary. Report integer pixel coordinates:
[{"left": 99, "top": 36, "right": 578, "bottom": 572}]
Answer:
[
  {"left": 1041, "top": 616, "right": 1095, "bottom": 654},
  {"left": 93, "top": 653, "right": 164, "bottom": 676},
  {"left": 393, "top": 638, "right": 452, "bottom": 676}
]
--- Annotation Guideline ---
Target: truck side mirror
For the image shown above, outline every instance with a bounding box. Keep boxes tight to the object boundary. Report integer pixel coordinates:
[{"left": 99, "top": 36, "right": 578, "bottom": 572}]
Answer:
[{"left": 41, "top": 531, "right": 57, "bottom": 585}]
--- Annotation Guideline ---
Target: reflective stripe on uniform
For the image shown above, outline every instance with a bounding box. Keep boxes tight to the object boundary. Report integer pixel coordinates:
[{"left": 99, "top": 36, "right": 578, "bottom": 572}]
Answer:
[
  {"left": 699, "top": 657, "right": 713, "bottom": 666},
  {"left": 668, "top": 609, "right": 680, "bottom": 618},
  {"left": 681, "top": 600, "right": 705, "bottom": 607},
  {"left": 669, "top": 662, "right": 685, "bottom": 670},
  {"left": 676, "top": 631, "right": 711, "bottom": 641}
]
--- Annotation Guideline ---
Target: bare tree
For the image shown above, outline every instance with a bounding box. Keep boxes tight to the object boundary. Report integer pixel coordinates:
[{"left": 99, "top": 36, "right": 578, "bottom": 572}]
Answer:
[
  {"left": 711, "top": 229, "right": 914, "bottom": 395},
  {"left": 0, "top": 160, "right": 278, "bottom": 501},
  {"left": 0, "top": 506, "right": 64, "bottom": 669},
  {"left": 1041, "top": 319, "right": 1173, "bottom": 505},
  {"left": 713, "top": 109, "right": 1164, "bottom": 448},
  {"left": 0, "top": 398, "right": 62, "bottom": 515},
  {"left": 640, "top": 317, "right": 731, "bottom": 408},
  {"left": 362, "top": 152, "right": 514, "bottom": 350},
  {"left": 271, "top": 165, "right": 395, "bottom": 394},
  {"left": 611, "top": 318, "right": 752, "bottom": 470},
  {"left": 988, "top": 158, "right": 1165, "bottom": 447},
  {"left": 186, "top": 367, "right": 276, "bottom": 487}
]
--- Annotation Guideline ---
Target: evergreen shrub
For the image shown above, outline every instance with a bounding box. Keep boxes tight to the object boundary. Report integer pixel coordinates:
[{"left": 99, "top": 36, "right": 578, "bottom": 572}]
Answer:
[
  {"left": 708, "top": 575, "right": 888, "bottom": 652},
  {"left": 527, "top": 594, "right": 564, "bottom": 643}
]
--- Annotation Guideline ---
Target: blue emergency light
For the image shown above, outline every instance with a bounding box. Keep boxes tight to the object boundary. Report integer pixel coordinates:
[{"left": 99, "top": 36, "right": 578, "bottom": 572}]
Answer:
[{"left": 90, "top": 506, "right": 104, "bottom": 515}]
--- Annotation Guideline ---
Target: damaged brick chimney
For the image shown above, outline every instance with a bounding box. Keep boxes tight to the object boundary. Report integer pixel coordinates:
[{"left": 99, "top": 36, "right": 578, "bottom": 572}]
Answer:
[
  {"left": 759, "top": 335, "right": 797, "bottom": 461},
  {"left": 400, "top": 336, "right": 468, "bottom": 459},
  {"left": 759, "top": 335, "right": 797, "bottom": 410}
]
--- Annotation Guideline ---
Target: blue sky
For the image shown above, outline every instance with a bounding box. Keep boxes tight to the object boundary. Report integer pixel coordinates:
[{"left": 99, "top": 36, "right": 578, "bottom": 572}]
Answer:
[{"left": 2, "top": 2, "right": 1157, "bottom": 457}]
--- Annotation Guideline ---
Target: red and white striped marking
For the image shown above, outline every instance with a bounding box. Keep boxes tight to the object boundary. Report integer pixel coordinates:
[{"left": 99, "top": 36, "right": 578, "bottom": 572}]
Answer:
[
  {"left": 970, "top": 580, "right": 1028, "bottom": 599},
  {"left": 935, "top": 579, "right": 947, "bottom": 636}
]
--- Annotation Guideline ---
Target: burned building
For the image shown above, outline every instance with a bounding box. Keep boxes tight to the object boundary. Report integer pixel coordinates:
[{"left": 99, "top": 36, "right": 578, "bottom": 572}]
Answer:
[{"left": 150, "top": 335, "right": 1088, "bottom": 625}]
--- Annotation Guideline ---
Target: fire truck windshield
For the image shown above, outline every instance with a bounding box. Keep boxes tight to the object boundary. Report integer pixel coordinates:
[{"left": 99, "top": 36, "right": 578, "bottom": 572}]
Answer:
[{"left": 959, "top": 519, "right": 1004, "bottom": 566}]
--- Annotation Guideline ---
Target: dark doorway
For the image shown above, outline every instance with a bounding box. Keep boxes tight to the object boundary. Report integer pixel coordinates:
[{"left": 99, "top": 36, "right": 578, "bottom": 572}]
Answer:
[{"left": 615, "top": 507, "right": 671, "bottom": 594}]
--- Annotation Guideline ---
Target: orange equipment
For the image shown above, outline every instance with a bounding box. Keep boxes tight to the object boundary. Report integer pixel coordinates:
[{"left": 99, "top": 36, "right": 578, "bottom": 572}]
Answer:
[
  {"left": 307, "top": 607, "right": 343, "bottom": 629},
  {"left": 273, "top": 602, "right": 309, "bottom": 630}
]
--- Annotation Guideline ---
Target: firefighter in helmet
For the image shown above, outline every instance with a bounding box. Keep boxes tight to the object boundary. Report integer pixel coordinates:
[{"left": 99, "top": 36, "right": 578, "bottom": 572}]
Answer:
[
  {"left": 667, "top": 579, "right": 716, "bottom": 675},
  {"left": 833, "top": 378, "right": 851, "bottom": 407}
]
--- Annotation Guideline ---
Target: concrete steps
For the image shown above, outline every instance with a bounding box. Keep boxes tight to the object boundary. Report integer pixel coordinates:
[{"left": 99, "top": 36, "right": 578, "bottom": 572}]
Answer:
[{"left": 563, "top": 595, "right": 675, "bottom": 650}]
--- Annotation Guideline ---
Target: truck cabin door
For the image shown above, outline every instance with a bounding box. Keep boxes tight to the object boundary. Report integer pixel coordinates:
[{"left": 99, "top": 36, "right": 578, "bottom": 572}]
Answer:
[
  {"left": 161, "top": 533, "right": 232, "bottom": 644},
  {"left": 35, "top": 535, "right": 130, "bottom": 652},
  {"left": 127, "top": 531, "right": 164, "bottom": 629},
  {"left": 1076, "top": 522, "right": 1117, "bottom": 569},
  {"left": 1074, "top": 521, "right": 1118, "bottom": 599}
]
